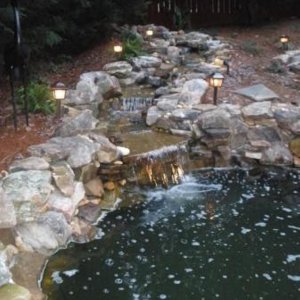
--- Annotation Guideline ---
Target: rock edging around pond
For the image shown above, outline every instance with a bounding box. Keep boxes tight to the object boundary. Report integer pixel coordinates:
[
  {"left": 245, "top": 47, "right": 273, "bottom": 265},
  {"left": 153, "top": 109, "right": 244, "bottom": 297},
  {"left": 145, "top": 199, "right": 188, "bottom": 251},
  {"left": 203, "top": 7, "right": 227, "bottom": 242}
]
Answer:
[{"left": 1, "top": 23, "right": 300, "bottom": 299}]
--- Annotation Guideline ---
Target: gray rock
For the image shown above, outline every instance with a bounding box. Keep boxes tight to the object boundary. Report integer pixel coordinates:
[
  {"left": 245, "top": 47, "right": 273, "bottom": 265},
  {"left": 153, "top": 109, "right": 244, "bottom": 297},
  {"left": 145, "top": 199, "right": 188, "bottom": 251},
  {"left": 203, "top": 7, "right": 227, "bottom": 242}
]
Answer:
[
  {"left": 47, "top": 182, "right": 85, "bottom": 221},
  {"left": 0, "top": 244, "right": 17, "bottom": 286},
  {"left": 0, "top": 188, "right": 16, "bottom": 228},
  {"left": 179, "top": 79, "right": 209, "bottom": 106},
  {"left": 235, "top": 84, "right": 279, "bottom": 102},
  {"left": 96, "top": 145, "right": 119, "bottom": 163},
  {"left": 0, "top": 284, "right": 31, "bottom": 300},
  {"left": 198, "top": 108, "right": 231, "bottom": 139},
  {"left": 193, "top": 62, "right": 220, "bottom": 75},
  {"left": 176, "top": 32, "right": 210, "bottom": 49},
  {"left": 150, "top": 38, "right": 170, "bottom": 54},
  {"left": 167, "top": 46, "right": 181, "bottom": 64},
  {"left": 51, "top": 161, "right": 75, "bottom": 197},
  {"left": 147, "top": 76, "right": 166, "bottom": 88},
  {"left": 157, "top": 98, "right": 178, "bottom": 111},
  {"left": 77, "top": 71, "right": 122, "bottom": 100},
  {"left": 247, "top": 126, "right": 281, "bottom": 148},
  {"left": 131, "top": 56, "right": 162, "bottom": 70},
  {"left": 28, "top": 136, "right": 99, "bottom": 168},
  {"left": 242, "top": 101, "right": 274, "bottom": 123},
  {"left": 183, "top": 73, "right": 207, "bottom": 81},
  {"left": 260, "top": 143, "right": 293, "bottom": 166},
  {"left": 273, "top": 50, "right": 300, "bottom": 64},
  {"left": 78, "top": 203, "right": 102, "bottom": 224},
  {"left": 171, "top": 108, "right": 200, "bottom": 121},
  {"left": 155, "top": 86, "right": 170, "bottom": 97},
  {"left": 54, "top": 109, "right": 99, "bottom": 137},
  {"left": 146, "top": 106, "right": 164, "bottom": 126},
  {"left": 15, "top": 211, "right": 72, "bottom": 255},
  {"left": 9, "top": 157, "right": 50, "bottom": 173},
  {"left": 2, "top": 171, "right": 52, "bottom": 204},
  {"left": 273, "top": 103, "right": 300, "bottom": 133},
  {"left": 103, "top": 61, "right": 133, "bottom": 78},
  {"left": 84, "top": 178, "right": 104, "bottom": 197},
  {"left": 64, "top": 89, "right": 103, "bottom": 106}
]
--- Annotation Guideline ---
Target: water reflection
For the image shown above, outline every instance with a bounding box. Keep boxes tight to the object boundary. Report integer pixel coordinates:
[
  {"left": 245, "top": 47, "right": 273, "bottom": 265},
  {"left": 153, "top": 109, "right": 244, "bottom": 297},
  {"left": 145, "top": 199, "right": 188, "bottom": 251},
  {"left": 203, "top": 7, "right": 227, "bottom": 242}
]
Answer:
[{"left": 42, "top": 168, "right": 300, "bottom": 300}]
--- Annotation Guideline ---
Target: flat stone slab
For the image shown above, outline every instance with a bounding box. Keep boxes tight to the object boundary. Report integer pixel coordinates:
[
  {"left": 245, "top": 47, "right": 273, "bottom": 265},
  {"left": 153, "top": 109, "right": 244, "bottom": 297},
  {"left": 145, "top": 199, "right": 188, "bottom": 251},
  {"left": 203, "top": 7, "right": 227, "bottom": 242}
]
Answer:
[{"left": 234, "top": 84, "right": 279, "bottom": 102}]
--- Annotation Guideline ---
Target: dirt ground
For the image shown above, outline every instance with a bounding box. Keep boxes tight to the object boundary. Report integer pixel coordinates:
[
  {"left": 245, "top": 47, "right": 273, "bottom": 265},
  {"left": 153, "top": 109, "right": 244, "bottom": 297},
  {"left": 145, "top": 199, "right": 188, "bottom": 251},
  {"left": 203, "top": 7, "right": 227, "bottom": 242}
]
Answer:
[{"left": 0, "top": 18, "right": 299, "bottom": 171}]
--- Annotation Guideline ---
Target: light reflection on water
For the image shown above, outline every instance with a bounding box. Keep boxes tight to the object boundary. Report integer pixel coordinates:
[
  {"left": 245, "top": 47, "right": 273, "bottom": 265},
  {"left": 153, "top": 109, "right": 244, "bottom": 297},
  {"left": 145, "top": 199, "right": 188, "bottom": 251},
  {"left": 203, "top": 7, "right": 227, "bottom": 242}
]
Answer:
[{"left": 42, "top": 168, "right": 300, "bottom": 300}]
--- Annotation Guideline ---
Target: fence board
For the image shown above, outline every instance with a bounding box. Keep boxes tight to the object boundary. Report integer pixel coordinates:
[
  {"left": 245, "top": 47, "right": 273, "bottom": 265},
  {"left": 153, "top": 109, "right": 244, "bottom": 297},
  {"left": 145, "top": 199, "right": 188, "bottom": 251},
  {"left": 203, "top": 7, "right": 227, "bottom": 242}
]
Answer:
[{"left": 147, "top": 0, "right": 300, "bottom": 29}]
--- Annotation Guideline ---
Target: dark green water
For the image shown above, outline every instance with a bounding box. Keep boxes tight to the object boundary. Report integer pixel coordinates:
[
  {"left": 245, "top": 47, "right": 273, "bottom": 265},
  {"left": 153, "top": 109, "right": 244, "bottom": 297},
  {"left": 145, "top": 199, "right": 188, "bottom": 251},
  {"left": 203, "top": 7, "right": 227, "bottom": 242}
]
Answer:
[{"left": 41, "top": 168, "right": 300, "bottom": 300}]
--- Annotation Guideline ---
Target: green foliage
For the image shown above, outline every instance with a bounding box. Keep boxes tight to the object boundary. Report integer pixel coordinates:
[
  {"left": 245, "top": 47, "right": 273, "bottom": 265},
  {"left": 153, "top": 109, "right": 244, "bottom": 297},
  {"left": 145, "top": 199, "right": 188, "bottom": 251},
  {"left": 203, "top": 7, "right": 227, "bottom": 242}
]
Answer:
[
  {"left": 0, "top": 0, "right": 150, "bottom": 58},
  {"left": 240, "top": 40, "right": 261, "bottom": 56},
  {"left": 121, "top": 34, "right": 145, "bottom": 60},
  {"left": 17, "top": 82, "right": 55, "bottom": 115}
]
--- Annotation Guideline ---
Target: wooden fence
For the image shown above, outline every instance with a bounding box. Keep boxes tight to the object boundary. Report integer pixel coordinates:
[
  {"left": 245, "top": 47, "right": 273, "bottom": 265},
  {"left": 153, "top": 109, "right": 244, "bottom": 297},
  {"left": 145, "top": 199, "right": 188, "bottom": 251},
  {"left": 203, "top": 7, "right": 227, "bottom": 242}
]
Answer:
[{"left": 147, "top": 0, "right": 300, "bottom": 29}]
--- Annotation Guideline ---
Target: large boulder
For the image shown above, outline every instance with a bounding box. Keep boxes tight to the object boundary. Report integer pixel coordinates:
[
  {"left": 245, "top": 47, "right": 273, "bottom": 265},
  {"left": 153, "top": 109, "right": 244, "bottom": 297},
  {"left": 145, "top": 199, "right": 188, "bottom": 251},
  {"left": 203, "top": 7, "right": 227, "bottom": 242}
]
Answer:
[
  {"left": 197, "top": 107, "right": 231, "bottom": 139},
  {"left": 15, "top": 211, "right": 72, "bottom": 255},
  {"left": 235, "top": 84, "right": 279, "bottom": 102},
  {"left": 131, "top": 56, "right": 162, "bottom": 70},
  {"left": 2, "top": 170, "right": 52, "bottom": 223},
  {"left": 273, "top": 103, "right": 300, "bottom": 133},
  {"left": 179, "top": 79, "right": 209, "bottom": 106},
  {"left": 51, "top": 161, "right": 75, "bottom": 197},
  {"left": 242, "top": 101, "right": 273, "bottom": 123},
  {"left": 102, "top": 61, "right": 133, "bottom": 78},
  {"left": 64, "top": 89, "right": 103, "bottom": 107},
  {"left": 176, "top": 32, "right": 210, "bottom": 50},
  {"left": 77, "top": 71, "right": 122, "bottom": 100},
  {"left": 0, "top": 188, "right": 16, "bottom": 228},
  {"left": 9, "top": 157, "right": 49, "bottom": 173},
  {"left": 28, "top": 134, "right": 118, "bottom": 168},
  {"left": 146, "top": 106, "right": 164, "bottom": 126},
  {"left": 47, "top": 182, "right": 85, "bottom": 221},
  {"left": 54, "top": 109, "right": 99, "bottom": 137}
]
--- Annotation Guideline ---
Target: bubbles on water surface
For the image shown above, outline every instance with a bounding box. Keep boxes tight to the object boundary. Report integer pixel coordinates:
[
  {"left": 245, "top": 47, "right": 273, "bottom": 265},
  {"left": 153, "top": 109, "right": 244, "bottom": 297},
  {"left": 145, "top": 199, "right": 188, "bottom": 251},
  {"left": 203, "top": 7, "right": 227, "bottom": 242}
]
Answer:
[{"left": 42, "top": 168, "right": 300, "bottom": 300}]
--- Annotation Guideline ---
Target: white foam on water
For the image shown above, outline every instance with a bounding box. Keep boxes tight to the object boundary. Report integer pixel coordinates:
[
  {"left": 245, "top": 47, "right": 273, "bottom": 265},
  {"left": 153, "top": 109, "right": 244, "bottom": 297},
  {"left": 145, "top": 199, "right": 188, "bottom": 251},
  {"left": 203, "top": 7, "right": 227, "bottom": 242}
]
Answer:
[
  {"left": 51, "top": 271, "right": 63, "bottom": 284},
  {"left": 255, "top": 222, "right": 267, "bottom": 227},
  {"left": 286, "top": 254, "right": 300, "bottom": 263},
  {"left": 288, "top": 225, "right": 300, "bottom": 231},
  {"left": 63, "top": 269, "right": 79, "bottom": 277},
  {"left": 262, "top": 273, "right": 272, "bottom": 281},
  {"left": 288, "top": 275, "right": 300, "bottom": 282},
  {"left": 241, "top": 227, "right": 251, "bottom": 234}
]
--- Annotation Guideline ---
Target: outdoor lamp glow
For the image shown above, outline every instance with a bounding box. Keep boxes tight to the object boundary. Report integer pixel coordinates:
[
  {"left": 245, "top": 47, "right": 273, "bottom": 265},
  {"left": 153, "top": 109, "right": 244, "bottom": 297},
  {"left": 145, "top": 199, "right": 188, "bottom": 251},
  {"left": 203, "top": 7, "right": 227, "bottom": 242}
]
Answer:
[
  {"left": 280, "top": 35, "right": 289, "bottom": 50},
  {"left": 52, "top": 82, "right": 67, "bottom": 100},
  {"left": 113, "top": 44, "right": 123, "bottom": 53},
  {"left": 209, "top": 72, "right": 224, "bottom": 105},
  {"left": 146, "top": 29, "right": 154, "bottom": 37},
  {"left": 52, "top": 82, "right": 67, "bottom": 118},
  {"left": 209, "top": 72, "right": 224, "bottom": 88}
]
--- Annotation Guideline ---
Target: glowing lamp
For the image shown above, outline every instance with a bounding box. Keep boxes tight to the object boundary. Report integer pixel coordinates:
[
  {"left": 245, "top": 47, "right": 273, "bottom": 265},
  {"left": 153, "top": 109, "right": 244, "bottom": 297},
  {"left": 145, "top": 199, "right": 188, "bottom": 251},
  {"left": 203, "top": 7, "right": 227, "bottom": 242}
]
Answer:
[{"left": 209, "top": 73, "right": 224, "bottom": 105}]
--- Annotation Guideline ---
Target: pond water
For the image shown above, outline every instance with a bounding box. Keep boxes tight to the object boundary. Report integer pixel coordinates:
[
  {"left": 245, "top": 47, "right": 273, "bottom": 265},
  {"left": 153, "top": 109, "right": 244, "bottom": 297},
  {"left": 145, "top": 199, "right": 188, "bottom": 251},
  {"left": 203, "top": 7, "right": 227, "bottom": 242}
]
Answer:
[{"left": 41, "top": 168, "right": 300, "bottom": 300}]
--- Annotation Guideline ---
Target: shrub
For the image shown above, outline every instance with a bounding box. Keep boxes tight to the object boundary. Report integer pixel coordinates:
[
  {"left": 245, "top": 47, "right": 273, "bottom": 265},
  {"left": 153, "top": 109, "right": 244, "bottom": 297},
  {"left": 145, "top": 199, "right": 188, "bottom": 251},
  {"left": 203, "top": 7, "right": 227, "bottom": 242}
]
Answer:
[
  {"left": 17, "top": 81, "right": 55, "bottom": 115},
  {"left": 121, "top": 32, "right": 145, "bottom": 60}
]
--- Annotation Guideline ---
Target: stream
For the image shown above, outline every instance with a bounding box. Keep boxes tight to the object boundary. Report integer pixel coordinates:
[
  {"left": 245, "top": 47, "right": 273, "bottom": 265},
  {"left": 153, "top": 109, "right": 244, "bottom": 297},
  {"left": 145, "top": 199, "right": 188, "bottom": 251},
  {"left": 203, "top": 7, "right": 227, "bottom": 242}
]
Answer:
[{"left": 41, "top": 167, "right": 300, "bottom": 300}]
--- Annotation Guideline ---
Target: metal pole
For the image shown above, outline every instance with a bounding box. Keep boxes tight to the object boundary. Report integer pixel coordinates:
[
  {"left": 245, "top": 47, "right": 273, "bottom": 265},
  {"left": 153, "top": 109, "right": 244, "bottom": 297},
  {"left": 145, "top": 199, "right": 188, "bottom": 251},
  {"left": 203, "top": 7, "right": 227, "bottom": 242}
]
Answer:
[
  {"left": 213, "top": 87, "right": 218, "bottom": 105},
  {"left": 56, "top": 99, "right": 62, "bottom": 118}
]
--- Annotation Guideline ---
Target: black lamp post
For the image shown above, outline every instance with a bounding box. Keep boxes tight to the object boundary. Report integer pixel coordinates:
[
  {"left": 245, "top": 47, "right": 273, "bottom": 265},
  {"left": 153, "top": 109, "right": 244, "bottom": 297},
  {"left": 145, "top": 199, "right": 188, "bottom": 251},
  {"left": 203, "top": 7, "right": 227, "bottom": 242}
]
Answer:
[
  {"left": 280, "top": 35, "right": 289, "bottom": 51},
  {"left": 52, "top": 82, "right": 67, "bottom": 118},
  {"left": 209, "top": 72, "right": 224, "bottom": 105}
]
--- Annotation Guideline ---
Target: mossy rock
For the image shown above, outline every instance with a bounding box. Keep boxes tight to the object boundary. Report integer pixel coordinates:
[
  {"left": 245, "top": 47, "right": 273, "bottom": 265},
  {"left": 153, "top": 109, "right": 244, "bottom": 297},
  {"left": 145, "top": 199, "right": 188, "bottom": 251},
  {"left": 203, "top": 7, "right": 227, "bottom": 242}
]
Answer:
[
  {"left": 0, "top": 284, "right": 31, "bottom": 300},
  {"left": 289, "top": 138, "right": 300, "bottom": 157}
]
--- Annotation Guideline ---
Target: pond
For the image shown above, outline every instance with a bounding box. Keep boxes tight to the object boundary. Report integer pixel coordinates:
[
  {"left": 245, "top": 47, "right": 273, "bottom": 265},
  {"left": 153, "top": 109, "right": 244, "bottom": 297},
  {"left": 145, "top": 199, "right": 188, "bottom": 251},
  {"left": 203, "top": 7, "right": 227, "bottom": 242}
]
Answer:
[{"left": 41, "top": 168, "right": 300, "bottom": 300}]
